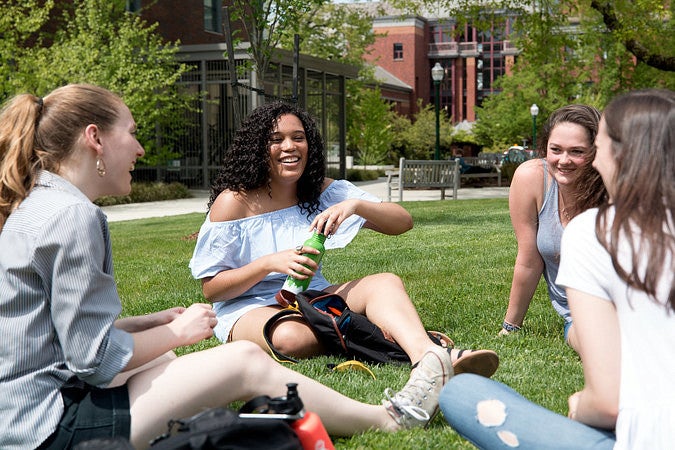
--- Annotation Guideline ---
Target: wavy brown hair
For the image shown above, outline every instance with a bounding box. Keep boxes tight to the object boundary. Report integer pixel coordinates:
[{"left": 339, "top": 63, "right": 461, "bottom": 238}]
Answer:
[
  {"left": 0, "top": 84, "right": 124, "bottom": 231},
  {"left": 595, "top": 89, "right": 675, "bottom": 309},
  {"left": 208, "top": 101, "right": 326, "bottom": 217},
  {"left": 538, "top": 104, "right": 607, "bottom": 213}
]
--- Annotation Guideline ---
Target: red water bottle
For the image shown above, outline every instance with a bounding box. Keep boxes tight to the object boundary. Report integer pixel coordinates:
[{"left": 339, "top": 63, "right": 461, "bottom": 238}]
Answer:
[{"left": 286, "top": 383, "right": 335, "bottom": 450}]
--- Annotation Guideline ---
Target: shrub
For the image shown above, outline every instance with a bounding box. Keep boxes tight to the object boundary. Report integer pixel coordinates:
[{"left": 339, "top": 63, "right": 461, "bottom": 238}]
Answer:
[
  {"left": 94, "top": 182, "right": 192, "bottom": 206},
  {"left": 326, "top": 168, "right": 382, "bottom": 182}
]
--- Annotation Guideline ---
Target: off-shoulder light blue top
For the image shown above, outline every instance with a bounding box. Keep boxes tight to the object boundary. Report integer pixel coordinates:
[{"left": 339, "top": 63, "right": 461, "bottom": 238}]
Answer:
[{"left": 189, "top": 179, "right": 381, "bottom": 341}]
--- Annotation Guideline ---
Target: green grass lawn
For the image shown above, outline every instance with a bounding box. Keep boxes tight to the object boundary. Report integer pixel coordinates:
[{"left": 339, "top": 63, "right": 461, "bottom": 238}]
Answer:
[{"left": 110, "top": 198, "right": 583, "bottom": 449}]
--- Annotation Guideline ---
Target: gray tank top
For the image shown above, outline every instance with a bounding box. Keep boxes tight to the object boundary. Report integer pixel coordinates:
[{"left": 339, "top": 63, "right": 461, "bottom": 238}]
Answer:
[{"left": 536, "top": 159, "right": 570, "bottom": 322}]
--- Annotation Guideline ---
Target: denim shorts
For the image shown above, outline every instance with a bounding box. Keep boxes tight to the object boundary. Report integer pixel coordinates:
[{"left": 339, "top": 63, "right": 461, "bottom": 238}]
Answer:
[{"left": 37, "top": 382, "right": 131, "bottom": 449}]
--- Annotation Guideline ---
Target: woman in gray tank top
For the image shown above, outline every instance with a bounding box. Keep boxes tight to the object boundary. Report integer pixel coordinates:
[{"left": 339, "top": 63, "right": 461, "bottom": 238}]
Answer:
[{"left": 499, "top": 104, "right": 607, "bottom": 352}]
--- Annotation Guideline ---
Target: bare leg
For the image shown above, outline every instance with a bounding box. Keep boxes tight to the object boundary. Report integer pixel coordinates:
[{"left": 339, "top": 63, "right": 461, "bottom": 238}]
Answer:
[
  {"left": 108, "top": 351, "right": 176, "bottom": 388},
  {"left": 327, "top": 273, "right": 435, "bottom": 364},
  {"left": 126, "top": 341, "right": 394, "bottom": 449},
  {"left": 567, "top": 323, "right": 581, "bottom": 354},
  {"left": 231, "top": 305, "right": 324, "bottom": 358}
]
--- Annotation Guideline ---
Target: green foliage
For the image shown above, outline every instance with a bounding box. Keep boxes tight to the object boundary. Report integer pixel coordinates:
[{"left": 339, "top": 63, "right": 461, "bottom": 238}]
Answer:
[
  {"left": 228, "top": 0, "right": 328, "bottom": 80},
  {"left": 278, "top": 1, "right": 381, "bottom": 66},
  {"left": 391, "top": 100, "right": 454, "bottom": 160},
  {"left": 1, "top": 0, "right": 196, "bottom": 166},
  {"left": 0, "top": 1, "right": 54, "bottom": 100},
  {"left": 347, "top": 86, "right": 396, "bottom": 166},
  {"left": 111, "top": 199, "right": 583, "bottom": 449},
  {"left": 326, "top": 168, "right": 383, "bottom": 181},
  {"left": 94, "top": 182, "right": 192, "bottom": 207}
]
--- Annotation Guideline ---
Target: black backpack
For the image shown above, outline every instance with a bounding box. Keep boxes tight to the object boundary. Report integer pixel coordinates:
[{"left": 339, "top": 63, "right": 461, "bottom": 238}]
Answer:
[
  {"left": 148, "top": 407, "right": 302, "bottom": 450},
  {"left": 265, "top": 290, "right": 444, "bottom": 364},
  {"left": 149, "top": 385, "right": 308, "bottom": 450}
]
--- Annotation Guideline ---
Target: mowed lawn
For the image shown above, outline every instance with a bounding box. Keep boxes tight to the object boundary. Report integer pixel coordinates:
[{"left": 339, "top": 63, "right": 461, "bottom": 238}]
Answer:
[{"left": 110, "top": 198, "right": 582, "bottom": 449}]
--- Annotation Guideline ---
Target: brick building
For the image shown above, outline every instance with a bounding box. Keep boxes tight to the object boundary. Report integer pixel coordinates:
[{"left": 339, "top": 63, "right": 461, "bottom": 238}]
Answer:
[{"left": 359, "top": 3, "right": 519, "bottom": 124}]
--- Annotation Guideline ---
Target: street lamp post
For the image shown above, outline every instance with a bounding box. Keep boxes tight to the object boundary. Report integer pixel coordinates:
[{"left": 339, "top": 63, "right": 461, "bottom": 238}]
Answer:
[
  {"left": 530, "top": 103, "right": 539, "bottom": 152},
  {"left": 431, "top": 62, "right": 444, "bottom": 160}
]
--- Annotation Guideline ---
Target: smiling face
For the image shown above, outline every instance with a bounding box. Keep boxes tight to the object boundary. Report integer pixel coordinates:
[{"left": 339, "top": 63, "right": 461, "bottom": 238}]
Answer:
[
  {"left": 267, "top": 113, "right": 308, "bottom": 185},
  {"left": 100, "top": 105, "right": 145, "bottom": 196},
  {"left": 545, "top": 121, "right": 595, "bottom": 187}
]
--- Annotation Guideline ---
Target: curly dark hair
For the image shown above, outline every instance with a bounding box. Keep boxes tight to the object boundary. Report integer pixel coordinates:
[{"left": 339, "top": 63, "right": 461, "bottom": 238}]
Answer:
[{"left": 208, "top": 101, "right": 326, "bottom": 217}]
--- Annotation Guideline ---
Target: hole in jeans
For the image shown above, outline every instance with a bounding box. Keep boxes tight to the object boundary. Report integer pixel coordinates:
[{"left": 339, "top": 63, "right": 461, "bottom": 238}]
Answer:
[
  {"left": 476, "top": 399, "right": 506, "bottom": 426},
  {"left": 497, "top": 430, "right": 519, "bottom": 447},
  {"left": 476, "top": 400, "right": 519, "bottom": 447}
]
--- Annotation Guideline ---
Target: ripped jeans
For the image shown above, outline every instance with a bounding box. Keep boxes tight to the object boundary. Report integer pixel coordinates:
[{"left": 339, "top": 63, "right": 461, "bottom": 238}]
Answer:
[{"left": 440, "top": 374, "right": 616, "bottom": 449}]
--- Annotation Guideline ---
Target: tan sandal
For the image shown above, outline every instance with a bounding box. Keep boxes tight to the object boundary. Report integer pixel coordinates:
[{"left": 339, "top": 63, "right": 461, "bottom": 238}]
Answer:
[{"left": 452, "top": 349, "right": 499, "bottom": 378}]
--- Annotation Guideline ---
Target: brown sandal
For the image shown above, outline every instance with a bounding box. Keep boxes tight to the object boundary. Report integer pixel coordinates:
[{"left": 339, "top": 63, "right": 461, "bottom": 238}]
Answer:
[{"left": 452, "top": 349, "right": 499, "bottom": 378}]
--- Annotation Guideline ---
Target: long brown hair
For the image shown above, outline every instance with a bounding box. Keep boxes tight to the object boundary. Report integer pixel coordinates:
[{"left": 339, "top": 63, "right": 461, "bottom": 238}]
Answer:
[
  {"left": 538, "top": 104, "right": 607, "bottom": 213},
  {"left": 596, "top": 89, "right": 675, "bottom": 309},
  {"left": 0, "top": 84, "right": 123, "bottom": 231}
]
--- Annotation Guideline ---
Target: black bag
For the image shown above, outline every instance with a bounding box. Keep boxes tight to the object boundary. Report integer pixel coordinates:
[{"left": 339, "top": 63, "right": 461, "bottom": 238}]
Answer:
[
  {"left": 149, "top": 403, "right": 303, "bottom": 450},
  {"left": 265, "top": 290, "right": 444, "bottom": 364}
]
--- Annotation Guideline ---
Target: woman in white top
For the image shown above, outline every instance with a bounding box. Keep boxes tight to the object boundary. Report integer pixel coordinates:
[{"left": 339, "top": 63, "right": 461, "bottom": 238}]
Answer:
[{"left": 440, "top": 88, "right": 675, "bottom": 449}]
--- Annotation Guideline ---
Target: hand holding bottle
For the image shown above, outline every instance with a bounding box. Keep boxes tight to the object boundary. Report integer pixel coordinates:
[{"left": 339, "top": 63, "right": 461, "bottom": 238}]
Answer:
[{"left": 276, "top": 231, "right": 326, "bottom": 305}]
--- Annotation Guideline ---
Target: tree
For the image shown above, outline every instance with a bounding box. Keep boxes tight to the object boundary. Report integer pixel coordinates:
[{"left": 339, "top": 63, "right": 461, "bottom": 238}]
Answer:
[
  {"left": 0, "top": 1, "right": 54, "bottom": 100},
  {"left": 6, "top": 0, "right": 195, "bottom": 165},
  {"left": 347, "top": 86, "right": 396, "bottom": 166},
  {"left": 227, "top": 0, "right": 328, "bottom": 84},
  {"left": 278, "top": 1, "right": 383, "bottom": 66},
  {"left": 391, "top": 100, "right": 453, "bottom": 160},
  {"left": 589, "top": 0, "right": 675, "bottom": 72}
]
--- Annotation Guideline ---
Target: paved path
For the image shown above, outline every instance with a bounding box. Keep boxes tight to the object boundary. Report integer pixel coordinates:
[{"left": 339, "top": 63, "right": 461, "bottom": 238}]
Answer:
[{"left": 102, "top": 179, "right": 509, "bottom": 222}]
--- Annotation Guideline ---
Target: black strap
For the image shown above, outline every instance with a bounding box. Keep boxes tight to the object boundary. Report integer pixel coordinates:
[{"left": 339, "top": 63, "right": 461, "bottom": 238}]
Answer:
[
  {"left": 262, "top": 309, "right": 304, "bottom": 364},
  {"left": 239, "top": 395, "right": 273, "bottom": 414}
]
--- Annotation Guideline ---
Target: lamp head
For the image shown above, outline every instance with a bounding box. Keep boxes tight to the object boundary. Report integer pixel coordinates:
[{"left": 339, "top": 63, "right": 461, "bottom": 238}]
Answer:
[{"left": 431, "top": 62, "right": 444, "bottom": 82}]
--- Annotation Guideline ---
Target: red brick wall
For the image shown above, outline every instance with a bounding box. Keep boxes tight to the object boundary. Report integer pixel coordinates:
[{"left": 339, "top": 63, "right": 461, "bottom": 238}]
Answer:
[
  {"left": 142, "top": 0, "right": 245, "bottom": 45},
  {"left": 365, "top": 19, "right": 430, "bottom": 114}
]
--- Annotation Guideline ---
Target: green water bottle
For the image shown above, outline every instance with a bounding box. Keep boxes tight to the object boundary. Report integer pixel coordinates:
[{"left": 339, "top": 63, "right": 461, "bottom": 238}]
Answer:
[{"left": 277, "top": 231, "right": 326, "bottom": 299}]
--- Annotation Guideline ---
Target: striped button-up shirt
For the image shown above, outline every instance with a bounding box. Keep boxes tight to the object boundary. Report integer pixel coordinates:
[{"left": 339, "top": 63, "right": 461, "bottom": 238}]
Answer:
[{"left": 0, "top": 171, "right": 133, "bottom": 449}]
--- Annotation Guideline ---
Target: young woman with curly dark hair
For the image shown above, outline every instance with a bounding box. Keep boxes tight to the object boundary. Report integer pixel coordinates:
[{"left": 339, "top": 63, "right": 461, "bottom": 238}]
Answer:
[{"left": 190, "top": 102, "right": 499, "bottom": 425}]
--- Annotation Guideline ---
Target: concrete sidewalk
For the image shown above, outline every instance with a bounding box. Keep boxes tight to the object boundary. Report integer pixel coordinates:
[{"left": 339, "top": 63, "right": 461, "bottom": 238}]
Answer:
[{"left": 102, "top": 179, "right": 509, "bottom": 222}]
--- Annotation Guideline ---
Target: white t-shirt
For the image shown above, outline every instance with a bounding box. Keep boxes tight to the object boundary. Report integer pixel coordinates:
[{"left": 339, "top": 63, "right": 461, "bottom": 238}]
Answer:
[{"left": 557, "top": 208, "right": 675, "bottom": 450}]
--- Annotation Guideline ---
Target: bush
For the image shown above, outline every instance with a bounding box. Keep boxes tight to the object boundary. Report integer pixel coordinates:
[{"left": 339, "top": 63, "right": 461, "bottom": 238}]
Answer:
[
  {"left": 326, "top": 168, "right": 383, "bottom": 182},
  {"left": 94, "top": 182, "right": 192, "bottom": 206},
  {"left": 345, "top": 168, "right": 381, "bottom": 181}
]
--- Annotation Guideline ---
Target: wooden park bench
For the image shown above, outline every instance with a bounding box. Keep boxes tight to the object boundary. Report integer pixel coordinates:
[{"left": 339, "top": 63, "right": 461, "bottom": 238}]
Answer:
[
  {"left": 386, "top": 158, "right": 460, "bottom": 202},
  {"left": 459, "top": 153, "right": 502, "bottom": 187}
]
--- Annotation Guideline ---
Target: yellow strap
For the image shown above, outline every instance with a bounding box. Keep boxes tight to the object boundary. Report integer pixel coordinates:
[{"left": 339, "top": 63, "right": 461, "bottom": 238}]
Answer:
[{"left": 331, "top": 360, "right": 376, "bottom": 380}]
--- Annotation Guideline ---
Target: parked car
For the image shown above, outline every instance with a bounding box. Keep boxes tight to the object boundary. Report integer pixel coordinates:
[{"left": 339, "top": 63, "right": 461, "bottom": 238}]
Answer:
[{"left": 502, "top": 145, "right": 536, "bottom": 164}]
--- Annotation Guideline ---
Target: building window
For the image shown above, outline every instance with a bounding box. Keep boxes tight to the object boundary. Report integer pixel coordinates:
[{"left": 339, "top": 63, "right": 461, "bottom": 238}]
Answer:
[
  {"left": 125, "top": 0, "right": 141, "bottom": 13},
  {"left": 204, "top": 0, "right": 222, "bottom": 33},
  {"left": 393, "top": 43, "right": 403, "bottom": 60}
]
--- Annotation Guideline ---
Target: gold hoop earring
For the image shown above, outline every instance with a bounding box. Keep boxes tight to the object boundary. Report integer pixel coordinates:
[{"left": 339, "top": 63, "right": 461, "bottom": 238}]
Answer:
[{"left": 96, "top": 157, "right": 106, "bottom": 177}]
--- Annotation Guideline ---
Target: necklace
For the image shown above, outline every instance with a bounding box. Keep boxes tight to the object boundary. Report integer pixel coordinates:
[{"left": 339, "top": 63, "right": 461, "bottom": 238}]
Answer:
[{"left": 559, "top": 190, "right": 573, "bottom": 222}]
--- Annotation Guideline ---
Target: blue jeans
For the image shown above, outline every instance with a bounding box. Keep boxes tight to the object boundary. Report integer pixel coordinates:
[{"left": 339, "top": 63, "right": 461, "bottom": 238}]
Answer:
[{"left": 440, "top": 374, "right": 615, "bottom": 449}]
